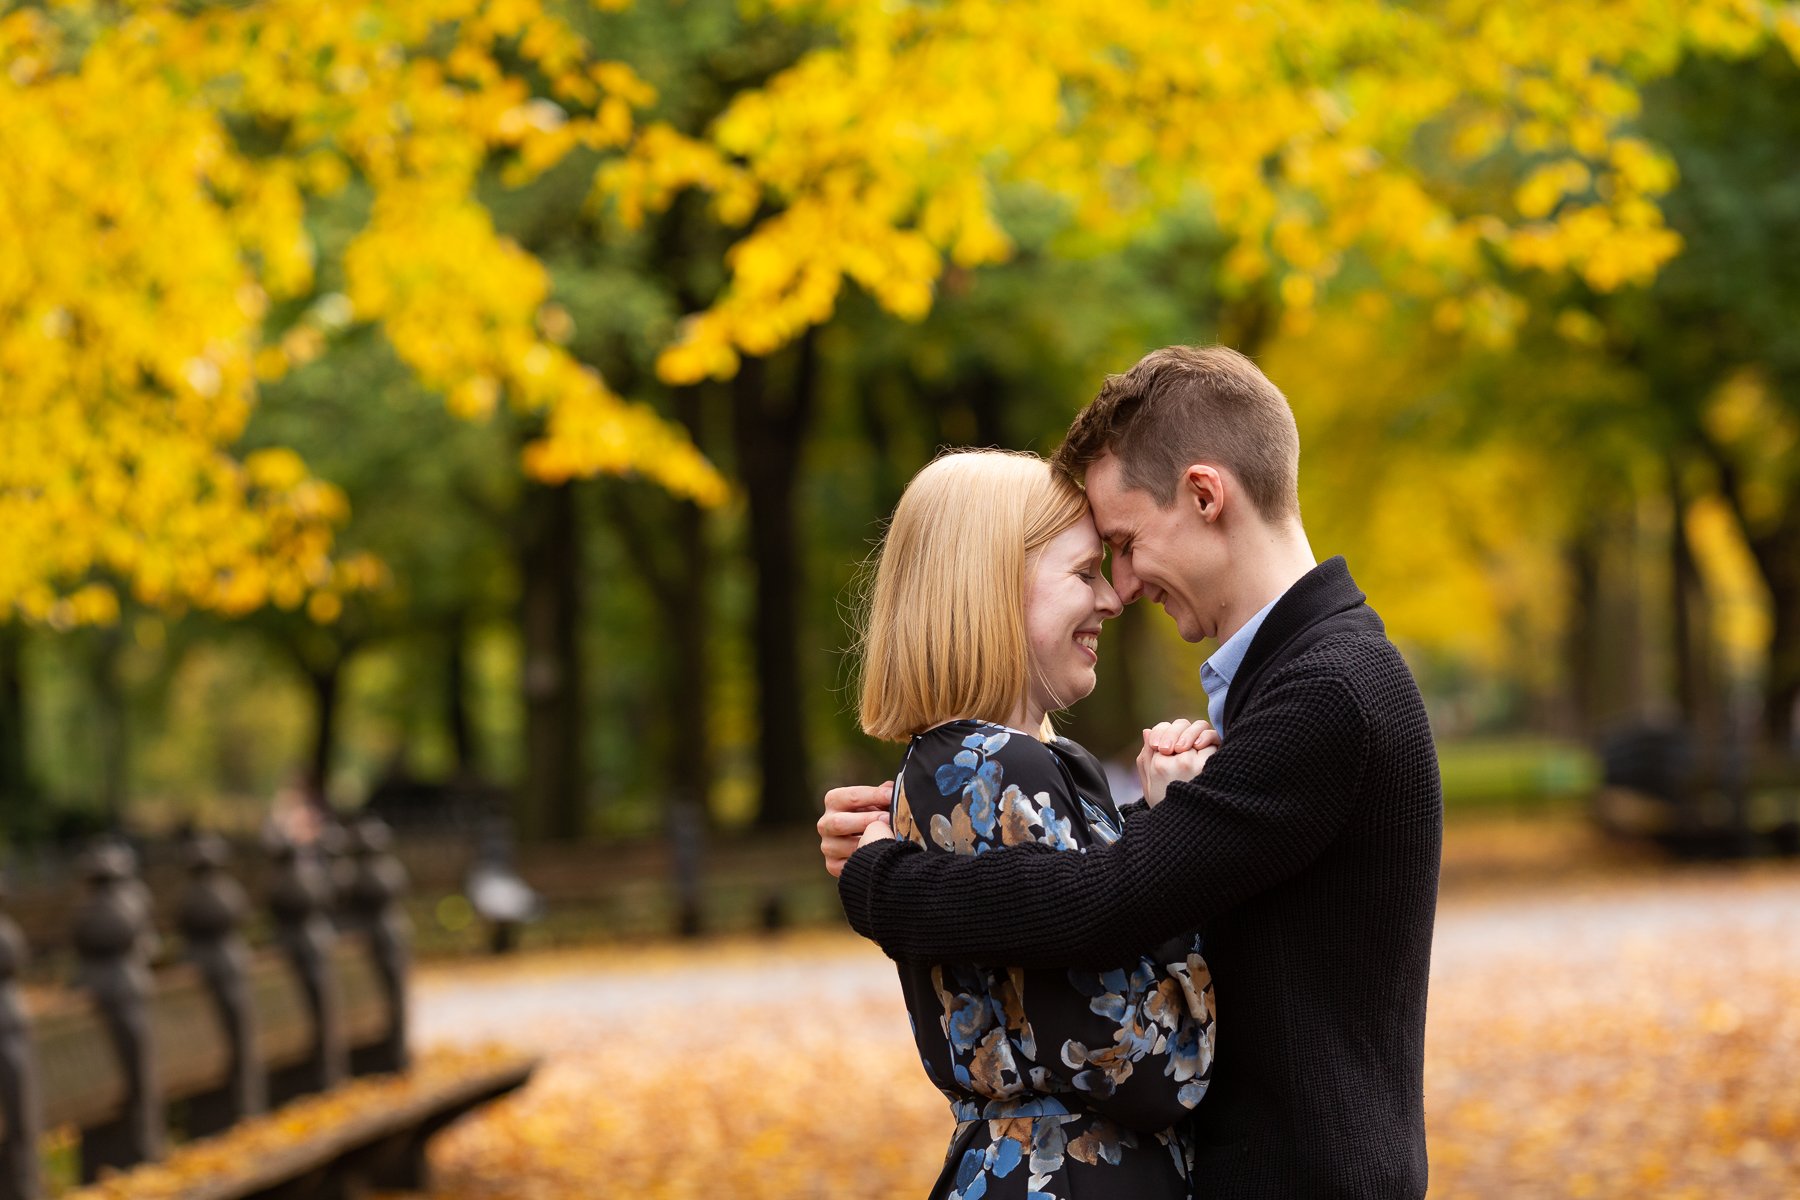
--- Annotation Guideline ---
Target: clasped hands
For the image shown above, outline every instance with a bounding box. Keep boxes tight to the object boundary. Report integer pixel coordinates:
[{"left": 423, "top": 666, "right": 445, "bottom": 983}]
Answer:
[{"left": 815, "top": 719, "right": 1221, "bottom": 878}]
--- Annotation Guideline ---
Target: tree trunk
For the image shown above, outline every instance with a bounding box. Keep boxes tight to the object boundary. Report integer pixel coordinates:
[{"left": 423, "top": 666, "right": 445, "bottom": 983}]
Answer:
[
  {"left": 305, "top": 662, "right": 340, "bottom": 811},
  {"left": 444, "top": 611, "right": 476, "bottom": 776},
  {"left": 1667, "top": 459, "right": 1719, "bottom": 739},
  {"left": 962, "top": 365, "right": 1009, "bottom": 450},
  {"left": 91, "top": 627, "right": 129, "bottom": 826},
  {"left": 738, "top": 334, "right": 820, "bottom": 829},
  {"left": 518, "top": 479, "right": 585, "bottom": 841},
  {"left": 0, "top": 624, "right": 34, "bottom": 832},
  {"left": 1561, "top": 499, "right": 1651, "bottom": 736},
  {"left": 1563, "top": 521, "right": 1605, "bottom": 739},
  {"left": 667, "top": 387, "right": 714, "bottom": 815},
  {"left": 1693, "top": 416, "right": 1800, "bottom": 748},
  {"left": 1756, "top": 521, "right": 1800, "bottom": 747},
  {"left": 598, "top": 386, "right": 718, "bottom": 827}
]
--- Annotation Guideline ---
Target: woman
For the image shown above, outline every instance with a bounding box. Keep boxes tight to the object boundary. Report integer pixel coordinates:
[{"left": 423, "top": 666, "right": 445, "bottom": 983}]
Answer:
[{"left": 856, "top": 449, "right": 1217, "bottom": 1200}]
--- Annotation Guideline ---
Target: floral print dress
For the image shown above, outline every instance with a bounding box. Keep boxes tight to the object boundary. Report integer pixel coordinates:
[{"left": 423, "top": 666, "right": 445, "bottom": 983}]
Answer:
[{"left": 890, "top": 720, "right": 1216, "bottom": 1200}]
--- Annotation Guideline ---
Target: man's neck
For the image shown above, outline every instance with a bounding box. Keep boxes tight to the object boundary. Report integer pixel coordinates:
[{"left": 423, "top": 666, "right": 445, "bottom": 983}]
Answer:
[{"left": 1214, "top": 524, "right": 1316, "bottom": 644}]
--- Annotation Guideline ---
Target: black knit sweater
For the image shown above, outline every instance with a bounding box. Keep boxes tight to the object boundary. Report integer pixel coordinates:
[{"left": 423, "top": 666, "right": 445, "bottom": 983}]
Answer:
[{"left": 840, "top": 558, "right": 1442, "bottom": 1199}]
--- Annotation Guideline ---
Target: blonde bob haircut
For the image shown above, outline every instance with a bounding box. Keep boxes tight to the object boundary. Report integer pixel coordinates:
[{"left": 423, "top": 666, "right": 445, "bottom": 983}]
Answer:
[{"left": 857, "top": 449, "right": 1089, "bottom": 742}]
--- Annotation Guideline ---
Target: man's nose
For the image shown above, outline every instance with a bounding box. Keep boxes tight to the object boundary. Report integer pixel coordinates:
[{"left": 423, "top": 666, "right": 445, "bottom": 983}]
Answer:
[{"left": 1110, "top": 559, "right": 1142, "bottom": 604}]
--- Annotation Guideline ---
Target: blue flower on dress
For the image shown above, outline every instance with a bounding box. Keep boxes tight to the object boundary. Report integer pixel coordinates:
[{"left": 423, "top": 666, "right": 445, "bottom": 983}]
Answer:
[
  {"left": 951, "top": 1147, "right": 989, "bottom": 1200},
  {"left": 965, "top": 729, "right": 1011, "bottom": 755},
  {"left": 937, "top": 748, "right": 982, "bottom": 796},
  {"left": 967, "top": 761, "right": 1003, "bottom": 837},
  {"left": 989, "top": 1134, "right": 1023, "bottom": 1178},
  {"left": 948, "top": 995, "right": 990, "bottom": 1049},
  {"left": 1038, "top": 804, "right": 1078, "bottom": 851}
]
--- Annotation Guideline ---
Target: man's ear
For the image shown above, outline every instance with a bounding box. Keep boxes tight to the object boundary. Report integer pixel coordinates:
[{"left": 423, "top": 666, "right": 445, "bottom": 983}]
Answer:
[{"left": 1183, "top": 465, "right": 1225, "bottom": 524}]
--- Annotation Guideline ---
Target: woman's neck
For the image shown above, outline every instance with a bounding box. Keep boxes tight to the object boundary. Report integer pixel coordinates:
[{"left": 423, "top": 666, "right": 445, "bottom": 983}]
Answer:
[{"left": 1001, "top": 698, "right": 1048, "bottom": 740}]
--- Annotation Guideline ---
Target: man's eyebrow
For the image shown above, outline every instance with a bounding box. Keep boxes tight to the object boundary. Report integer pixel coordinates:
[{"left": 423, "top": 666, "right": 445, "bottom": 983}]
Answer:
[{"left": 1097, "top": 526, "right": 1128, "bottom": 548}]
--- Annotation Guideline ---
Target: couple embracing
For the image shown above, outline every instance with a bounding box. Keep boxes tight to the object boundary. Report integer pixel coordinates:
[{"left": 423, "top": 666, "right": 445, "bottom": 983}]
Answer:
[{"left": 818, "top": 346, "right": 1442, "bottom": 1199}]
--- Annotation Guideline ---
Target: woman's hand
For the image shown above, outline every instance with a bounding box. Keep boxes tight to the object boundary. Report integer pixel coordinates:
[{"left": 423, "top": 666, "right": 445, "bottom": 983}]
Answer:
[
  {"left": 1142, "top": 718, "right": 1219, "bottom": 756},
  {"left": 1136, "top": 719, "right": 1221, "bottom": 808},
  {"left": 857, "top": 817, "right": 895, "bottom": 849},
  {"left": 1139, "top": 745, "right": 1218, "bottom": 807}
]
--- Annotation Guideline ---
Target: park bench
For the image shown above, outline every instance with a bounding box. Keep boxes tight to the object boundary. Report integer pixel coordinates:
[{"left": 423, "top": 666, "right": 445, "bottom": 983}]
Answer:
[
  {"left": 1595, "top": 724, "right": 1800, "bottom": 858},
  {"left": 0, "top": 822, "right": 537, "bottom": 1200}
]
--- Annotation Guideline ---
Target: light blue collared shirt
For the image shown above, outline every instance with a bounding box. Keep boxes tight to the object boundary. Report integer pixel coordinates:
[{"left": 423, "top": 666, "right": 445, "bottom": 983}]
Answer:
[{"left": 1199, "top": 594, "right": 1283, "bottom": 738}]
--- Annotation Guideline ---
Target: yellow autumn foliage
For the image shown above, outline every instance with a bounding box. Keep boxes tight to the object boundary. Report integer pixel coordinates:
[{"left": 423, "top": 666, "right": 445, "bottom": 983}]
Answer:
[
  {"left": 7, "top": 0, "right": 1797, "bottom": 627},
  {"left": 612, "top": 0, "right": 1795, "bottom": 382},
  {"left": 0, "top": 0, "right": 725, "bottom": 626}
]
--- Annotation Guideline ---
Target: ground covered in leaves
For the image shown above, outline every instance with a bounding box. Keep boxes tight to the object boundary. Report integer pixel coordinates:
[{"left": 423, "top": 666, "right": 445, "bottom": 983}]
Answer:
[{"left": 409, "top": 832, "right": 1800, "bottom": 1199}]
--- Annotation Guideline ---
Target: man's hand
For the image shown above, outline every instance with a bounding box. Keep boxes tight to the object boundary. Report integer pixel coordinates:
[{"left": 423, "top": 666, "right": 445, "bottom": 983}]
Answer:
[
  {"left": 1136, "top": 718, "right": 1222, "bottom": 808},
  {"left": 818, "top": 781, "right": 894, "bottom": 878}
]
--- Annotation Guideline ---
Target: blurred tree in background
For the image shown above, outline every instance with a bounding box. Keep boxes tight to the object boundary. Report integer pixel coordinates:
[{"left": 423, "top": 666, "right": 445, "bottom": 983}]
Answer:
[{"left": 2, "top": 0, "right": 1797, "bottom": 842}]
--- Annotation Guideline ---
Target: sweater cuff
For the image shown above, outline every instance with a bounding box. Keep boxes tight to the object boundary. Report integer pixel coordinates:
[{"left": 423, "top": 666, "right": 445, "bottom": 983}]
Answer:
[{"left": 837, "top": 839, "right": 913, "bottom": 950}]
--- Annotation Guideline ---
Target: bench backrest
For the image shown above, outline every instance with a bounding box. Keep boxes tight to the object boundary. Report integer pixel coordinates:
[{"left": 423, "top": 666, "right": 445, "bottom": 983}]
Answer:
[{"left": 0, "top": 820, "right": 409, "bottom": 1200}]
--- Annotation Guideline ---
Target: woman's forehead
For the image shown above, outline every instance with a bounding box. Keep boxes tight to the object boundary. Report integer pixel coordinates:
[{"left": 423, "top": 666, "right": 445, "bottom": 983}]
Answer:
[{"left": 1044, "top": 513, "right": 1102, "bottom": 557}]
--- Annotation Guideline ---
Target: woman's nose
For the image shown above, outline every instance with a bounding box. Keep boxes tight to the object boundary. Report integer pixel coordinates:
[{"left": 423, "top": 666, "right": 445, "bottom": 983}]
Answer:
[{"left": 1095, "top": 574, "right": 1123, "bottom": 618}]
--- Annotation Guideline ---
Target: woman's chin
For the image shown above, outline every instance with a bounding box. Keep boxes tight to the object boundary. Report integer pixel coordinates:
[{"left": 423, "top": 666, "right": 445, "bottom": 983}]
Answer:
[{"left": 1065, "top": 672, "right": 1100, "bottom": 706}]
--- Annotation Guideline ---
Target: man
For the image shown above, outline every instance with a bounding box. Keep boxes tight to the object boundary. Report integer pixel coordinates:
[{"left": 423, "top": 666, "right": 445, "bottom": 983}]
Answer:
[{"left": 819, "top": 345, "right": 1442, "bottom": 1198}]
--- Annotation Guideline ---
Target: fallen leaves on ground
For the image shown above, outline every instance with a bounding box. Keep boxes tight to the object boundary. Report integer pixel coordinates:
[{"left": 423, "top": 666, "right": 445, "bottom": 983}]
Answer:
[
  {"left": 1424, "top": 866, "right": 1800, "bottom": 1197},
  {"left": 414, "top": 931, "right": 950, "bottom": 1199},
  {"left": 413, "top": 862, "right": 1800, "bottom": 1200}
]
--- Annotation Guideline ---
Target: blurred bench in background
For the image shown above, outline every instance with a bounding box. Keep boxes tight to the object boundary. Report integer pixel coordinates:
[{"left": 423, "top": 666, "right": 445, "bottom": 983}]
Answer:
[
  {"left": 0, "top": 822, "right": 535, "bottom": 1200},
  {"left": 1595, "top": 724, "right": 1800, "bottom": 858}
]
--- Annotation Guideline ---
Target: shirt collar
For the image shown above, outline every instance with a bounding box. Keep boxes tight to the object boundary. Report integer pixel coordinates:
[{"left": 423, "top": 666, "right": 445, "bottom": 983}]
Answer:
[{"left": 1200, "top": 593, "right": 1282, "bottom": 695}]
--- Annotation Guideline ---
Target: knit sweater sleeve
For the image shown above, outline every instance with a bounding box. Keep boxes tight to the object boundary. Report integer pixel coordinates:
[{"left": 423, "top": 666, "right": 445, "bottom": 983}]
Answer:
[{"left": 839, "top": 663, "right": 1369, "bottom": 969}]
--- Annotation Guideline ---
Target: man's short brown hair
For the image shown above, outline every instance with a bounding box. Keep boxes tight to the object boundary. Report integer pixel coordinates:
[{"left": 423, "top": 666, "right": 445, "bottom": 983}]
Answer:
[{"left": 1053, "top": 345, "right": 1301, "bottom": 521}]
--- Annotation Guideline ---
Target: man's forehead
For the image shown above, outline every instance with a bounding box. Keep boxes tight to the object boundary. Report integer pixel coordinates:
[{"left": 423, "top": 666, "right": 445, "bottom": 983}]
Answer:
[
  {"left": 1092, "top": 508, "right": 1141, "bottom": 551},
  {"left": 1084, "top": 458, "right": 1142, "bottom": 541}
]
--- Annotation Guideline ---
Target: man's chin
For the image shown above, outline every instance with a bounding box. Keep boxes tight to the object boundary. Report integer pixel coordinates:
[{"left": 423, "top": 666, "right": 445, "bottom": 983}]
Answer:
[{"left": 1162, "top": 606, "right": 1205, "bottom": 643}]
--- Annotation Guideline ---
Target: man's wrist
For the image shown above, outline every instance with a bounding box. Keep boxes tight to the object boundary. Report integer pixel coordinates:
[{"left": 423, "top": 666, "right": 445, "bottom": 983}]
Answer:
[{"left": 838, "top": 838, "right": 902, "bottom": 945}]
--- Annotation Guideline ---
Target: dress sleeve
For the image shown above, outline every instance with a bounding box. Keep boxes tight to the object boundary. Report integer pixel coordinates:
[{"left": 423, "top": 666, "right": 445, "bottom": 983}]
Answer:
[
  {"left": 892, "top": 724, "right": 1082, "bottom": 858},
  {"left": 895, "top": 725, "right": 1215, "bottom": 1130},
  {"left": 843, "top": 666, "right": 1370, "bottom": 969}
]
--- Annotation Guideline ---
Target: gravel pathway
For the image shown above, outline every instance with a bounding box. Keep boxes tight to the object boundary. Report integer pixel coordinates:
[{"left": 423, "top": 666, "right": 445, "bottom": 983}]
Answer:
[{"left": 413, "top": 863, "right": 1800, "bottom": 1048}]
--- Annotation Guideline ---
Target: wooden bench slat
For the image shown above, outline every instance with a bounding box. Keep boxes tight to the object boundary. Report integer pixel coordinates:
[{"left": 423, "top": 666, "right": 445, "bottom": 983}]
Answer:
[
  {"left": 9, "top": 937, "right": 398, "bottom": 1139},
  {"left": 147, "top": 964, "right": 233, "bottom": 1102},
  {"left": 333, "top": 943, "right": 388, "bottom": 1049},
  {"left": 29, "top": 995, "right": 126, "bottom": 1133}
]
